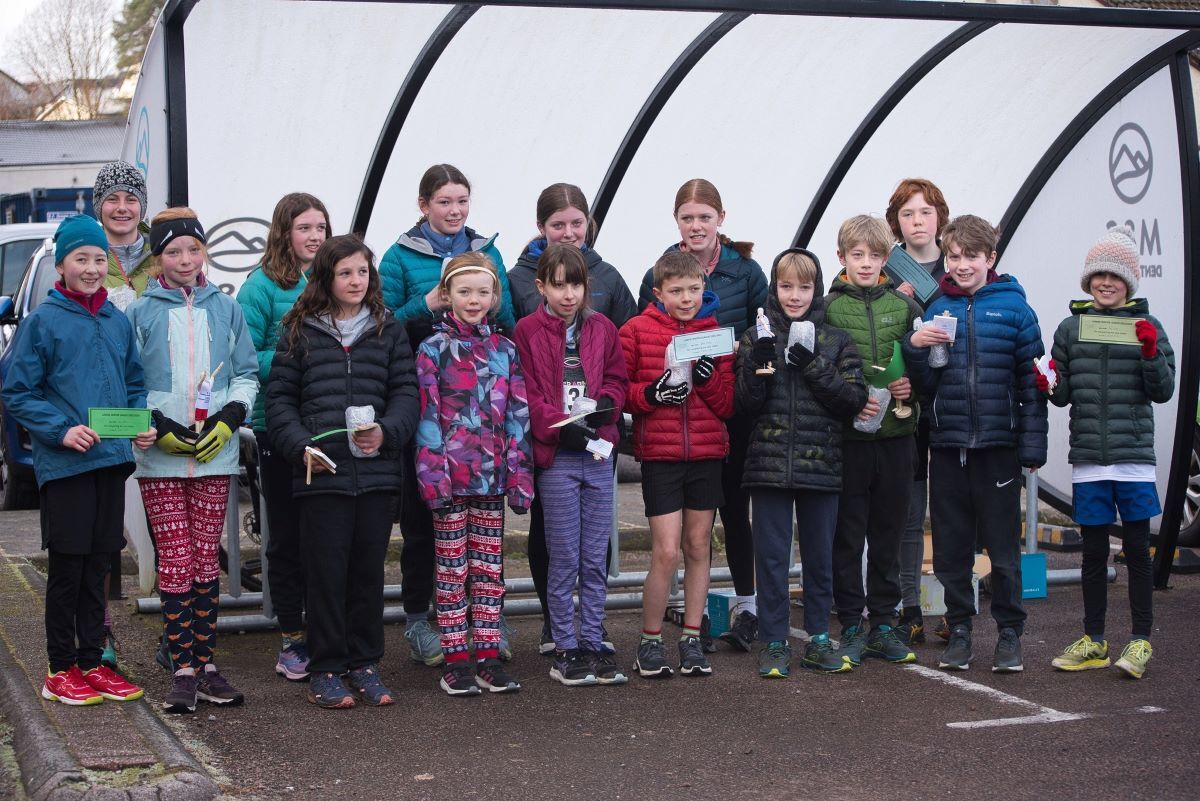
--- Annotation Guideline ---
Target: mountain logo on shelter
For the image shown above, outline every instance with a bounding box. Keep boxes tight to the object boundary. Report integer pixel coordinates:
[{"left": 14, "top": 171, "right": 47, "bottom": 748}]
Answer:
[
  {"left": 1108, "top": 122, "right": 1152, "bottom": 204},
  {"left": 206, "top": 217, "right": 269, "bottom": 273},
  {"left": 134, "top": 106, "right": 151, "bottom": 184}
]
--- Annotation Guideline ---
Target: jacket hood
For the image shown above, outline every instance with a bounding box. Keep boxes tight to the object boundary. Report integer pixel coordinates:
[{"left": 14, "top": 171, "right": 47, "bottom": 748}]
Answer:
[
  {"left": 939, "top": 268, "right": 1001, "bottom": 297},
  {"left": 515, "top": 239, "right": 601, "bottom": 270},
  {"left": 828, "top": 269, "right": 895, "bottom": 298},
  {"left": 1068, "top": 296, "right": 1149, "bottom": 316},
  {"left": 653, "top": 289, "right": 719, "bottom": 321},
  {"left": 398, "top": 223, "right": 496, "bottom": 259},
  {"left": 433, "top": 310, "right": 494, "bottom": 340},
  {"left": 764, "top": 247, "right": 826, "bottom": 325},
  {"left": 141, "top": 272, "right": 219, "bottom": 303}
]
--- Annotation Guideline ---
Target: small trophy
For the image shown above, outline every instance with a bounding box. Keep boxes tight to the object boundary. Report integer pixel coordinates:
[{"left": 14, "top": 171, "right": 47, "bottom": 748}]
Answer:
[{"left": 755, "top": 307, "right": 775, "bottom": 375}]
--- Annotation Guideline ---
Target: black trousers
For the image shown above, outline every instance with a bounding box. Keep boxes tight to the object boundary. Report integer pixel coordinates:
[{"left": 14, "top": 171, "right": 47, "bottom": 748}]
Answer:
[
  {"left": 45, "top": 550, "right": 109, "bottom": 673},
  {"left": 719, "top": 415, "right": 754, "bottom": 597},
  {"left": 1081, "top": 520, "right": 1153, "bottom": 639},
  {"left": 832, "top": 436, "right": 914, "bottom": 628},
  {"left": 399, "top": 444, "right": 436, "bottom": 616},
  {"left": 929, "top": 447, "right": 1026, "bottom": 634},
  {"left": 258, "top": 433, "right": 306, "bottom": 632},
  {"left": 300, "top": 492, "right": 395, "bottom": 674}
]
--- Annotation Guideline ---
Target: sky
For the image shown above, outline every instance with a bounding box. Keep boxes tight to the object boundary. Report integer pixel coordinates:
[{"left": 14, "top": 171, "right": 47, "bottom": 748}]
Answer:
[{"left": 0, "top": 0, "right": 121, "bottom": 82}]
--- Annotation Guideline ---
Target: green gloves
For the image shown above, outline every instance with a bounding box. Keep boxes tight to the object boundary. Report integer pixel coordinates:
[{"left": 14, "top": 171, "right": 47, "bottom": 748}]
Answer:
[
  {"left": 194, "top": 402, "right": 245, "bottom": 463},
  {"left": 152, "top": 410, "right": 198, "bottom": 456}
]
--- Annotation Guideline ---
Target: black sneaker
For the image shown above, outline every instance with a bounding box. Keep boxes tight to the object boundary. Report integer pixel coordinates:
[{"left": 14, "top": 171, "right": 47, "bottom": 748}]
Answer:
[
  {"left": 197, "top": 667, "right": 245, "bottom": 706},
  {"left": 589, "top": 650, "right": 628, "bottom": 685},
  {"left": 550, "top": 649, "right": 598, "bottom": 687},
  {"left": 839, "top": 620, "right": 869, "bottom": 666},
  {"left": 993, "top": 627, "right": 1023, "bottom": 673},
  {"left": 163, "top": 672, "right": 198, "bottom": 714},
  {"left": 439, "top": 662, "right": 481, "bottom": 697},
  {"left": 599, "top": 624, "right": 615, "bottom": 654},
  {"left": 800, "top": 635, "right": 852, "bottom": 673},
  {"left": 475, "top": 657, "right": 520, "bottom": 693},
  {"left": 634, "top": 638, "right": 673, "bottom": 678},
  {"left": 865, "top": 625, "right": 917, "bottom": 663},
  {"left": 538, "top": 620, "right": 556, "bottom": 656},
  {"left": 720, "top": 610, "right": 758, "bottom": 653},
  {"left": 699, "top": 615, "right": 717, "bottom": 654},
  {"left": 895, "top": 612, "right": 926, "bottom": 645},
  {"left": 678, "top": 636, "right": 713, "bottom": 676},
  {"left": 938, "top": 624, "right": 973, "bottom": 670}
]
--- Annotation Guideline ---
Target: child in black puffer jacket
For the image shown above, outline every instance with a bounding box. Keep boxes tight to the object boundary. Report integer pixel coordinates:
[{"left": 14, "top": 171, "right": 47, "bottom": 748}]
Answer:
[{"left": 267, "top": 235, "right": 419, "bottom": 709}]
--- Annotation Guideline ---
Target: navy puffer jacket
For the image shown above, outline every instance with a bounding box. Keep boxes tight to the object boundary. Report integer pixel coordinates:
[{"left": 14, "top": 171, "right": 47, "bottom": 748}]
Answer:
[
  {"left": 904, "top": 274, "right": 1048, "bottom": 466},
  {"left": 638, "top": 243, "right": 768, "bottom": 341}
]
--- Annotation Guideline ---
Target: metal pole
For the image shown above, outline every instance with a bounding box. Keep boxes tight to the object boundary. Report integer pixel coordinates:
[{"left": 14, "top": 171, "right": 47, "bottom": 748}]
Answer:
[{"left": 1025, "top": 467, "right": 1038, "bottom": 553}]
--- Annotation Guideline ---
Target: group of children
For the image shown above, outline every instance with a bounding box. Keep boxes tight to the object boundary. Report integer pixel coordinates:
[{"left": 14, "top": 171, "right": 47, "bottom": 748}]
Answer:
[{"left": 4, "top": 163, "right": 1173, "bottom": 715}]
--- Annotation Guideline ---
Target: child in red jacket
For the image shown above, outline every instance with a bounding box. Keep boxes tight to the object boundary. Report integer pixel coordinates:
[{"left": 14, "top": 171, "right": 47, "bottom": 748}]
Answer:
[
  {"left": 619, "top": 251, "right": 734, "bottom": 678},
  {"left": 514, "top": 244, "right": 628, "bottom": 687}
]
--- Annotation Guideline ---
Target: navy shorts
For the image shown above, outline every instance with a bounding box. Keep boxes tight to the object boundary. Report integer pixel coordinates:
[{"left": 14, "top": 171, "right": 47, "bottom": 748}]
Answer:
[
  {"left": 640, "top": 459, "right": 724, "bottom": 517},
  {"left": 1072, "top": 480, "right": 1161, "bottom": 526}
]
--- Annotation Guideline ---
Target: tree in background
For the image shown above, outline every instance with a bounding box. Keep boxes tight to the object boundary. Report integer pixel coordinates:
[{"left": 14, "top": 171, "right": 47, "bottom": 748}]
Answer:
[
  {"left": 113, "top": 0, "right": 161, "bottom": 71},
  {"left": 12, "top": 0, "right": 115, "bottom": 120}
]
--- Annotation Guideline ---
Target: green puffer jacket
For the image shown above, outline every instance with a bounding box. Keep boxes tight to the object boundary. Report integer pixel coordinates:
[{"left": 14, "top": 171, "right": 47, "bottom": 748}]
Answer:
[
  {"left": 235, "top": 266, "right": 307, "bottom": 432},
  {"left": 1048, "top": 297, "right": 1175, "bottom": 465},
  {"left": 824, "top": 271, "right": 923, "bottom": 440}
]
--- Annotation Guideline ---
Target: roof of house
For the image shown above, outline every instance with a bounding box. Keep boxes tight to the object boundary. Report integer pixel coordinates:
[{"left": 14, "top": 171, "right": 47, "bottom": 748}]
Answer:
[{"left": 0, "top": 119, "right": 123, "bottom": 167}]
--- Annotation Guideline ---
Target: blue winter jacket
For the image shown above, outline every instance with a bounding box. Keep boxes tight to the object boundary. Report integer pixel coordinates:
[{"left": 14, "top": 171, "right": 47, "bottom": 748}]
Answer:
[
  {"left": 2, "top": 290, "right": 146, "bottom": 485},
  {"left": 903, "top": 274, "right": 1048, "bottom": 467}
]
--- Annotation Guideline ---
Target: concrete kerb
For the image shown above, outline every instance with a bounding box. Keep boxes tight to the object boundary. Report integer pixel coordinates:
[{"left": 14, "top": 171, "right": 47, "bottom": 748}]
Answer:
[{"left": 0, "top": 554, "right": 219, "bottom": 801}]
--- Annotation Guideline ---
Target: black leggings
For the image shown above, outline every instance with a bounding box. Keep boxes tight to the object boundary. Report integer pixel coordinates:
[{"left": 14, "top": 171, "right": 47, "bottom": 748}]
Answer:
[
  {"left": 1081, "top": 520, "right": 1153, "bottom": 639},
  {"left": 719, "top": 416, "right": 754, "bottom": 597}
]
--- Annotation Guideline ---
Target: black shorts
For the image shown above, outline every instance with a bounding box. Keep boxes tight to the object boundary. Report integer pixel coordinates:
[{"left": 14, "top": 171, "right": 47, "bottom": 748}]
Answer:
[
  {"left": 39, "top": 464, "right": 130, "bottom": 554},
  {"left": 641, "top": 459, "right": 724, "bottom": 517}
]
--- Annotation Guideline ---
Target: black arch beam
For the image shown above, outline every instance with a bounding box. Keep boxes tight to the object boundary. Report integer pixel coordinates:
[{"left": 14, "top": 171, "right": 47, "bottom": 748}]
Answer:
[
  {"left": 1154, "top": 50, "right": 1200, "bottom": 587},
  {"left": 350, "top": 4, "right": 480, "bottom": 236},
  {"left": 790, "top": 21, "right": 991, "bottom": 249},
  {"left": 591, "top": 12, "right": 747, "bottom": 233},
  {"left": 162, "top": 0, "right": 198, "bottom": 207}
]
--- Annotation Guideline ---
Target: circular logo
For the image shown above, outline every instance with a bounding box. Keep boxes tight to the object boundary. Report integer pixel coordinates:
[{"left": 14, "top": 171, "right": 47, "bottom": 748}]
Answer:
[
  {"left": 205, "top": 217, "right": 269, "bottom": 275},
  {"left": 1108, "top": 122, "right": 1152, "bottom": 204},
  {"left": 134, "top": 106, "right": 151, "bottom": 183}
]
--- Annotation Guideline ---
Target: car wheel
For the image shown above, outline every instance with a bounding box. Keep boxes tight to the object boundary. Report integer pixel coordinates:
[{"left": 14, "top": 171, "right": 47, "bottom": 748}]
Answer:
[
  {"left": 0, "top": 414, "right": 37, "bottom": 511},
  {"left": 1179, "top": 427, "right": 1200, "bottom": 548}
]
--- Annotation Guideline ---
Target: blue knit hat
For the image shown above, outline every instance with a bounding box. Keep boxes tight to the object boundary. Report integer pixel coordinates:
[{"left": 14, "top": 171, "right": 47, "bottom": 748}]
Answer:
[{"left": 54, "top": 214, "right": 108, "bottom": 264}]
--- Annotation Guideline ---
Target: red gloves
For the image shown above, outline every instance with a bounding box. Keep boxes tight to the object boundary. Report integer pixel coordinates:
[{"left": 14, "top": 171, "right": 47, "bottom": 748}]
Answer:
[
  {"left": 1033, "top": 359, "right": 1056, "bottom": 393},
  {"left": 1134, "top": 319, "right": 1157, "bottom": 358}
]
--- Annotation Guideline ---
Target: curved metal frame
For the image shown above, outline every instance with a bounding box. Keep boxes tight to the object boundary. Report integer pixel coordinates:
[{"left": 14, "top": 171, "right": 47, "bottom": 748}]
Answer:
[
  {"left": 790, "top": 20, "right": 992, "bottom": 249},
  {"left": 590, "top": 12, "right": 747, "bottom": 233},
  {"left": 162, "top": 0, "right": 198, "bottom": 207},
  {"left": 350, "top": 4, "right": 481, "bottom": 235}
]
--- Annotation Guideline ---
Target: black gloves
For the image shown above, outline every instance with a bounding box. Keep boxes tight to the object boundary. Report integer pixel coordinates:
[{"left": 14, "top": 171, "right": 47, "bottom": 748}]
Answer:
[
  {"left": 584, "top": 396, "right": 616, "bottom": 428},
  {"left": 151, "top": 410, "right": 198, "bottom": 456},
  {"left": 200, "top": 401, "right": 246, "bottom": 435},
  {"left": 751, "top": 335, "right": 777, "bottom": 367},
  {"left": 644, "top": 370, "right": 689, "bottom": 406},
  {"left": 559, "top": 421, "right": 596, "bottom": 451},
  {"left": 786, "top": 341, "right": 815, "bottom": 370},
  {"left": 693, "top": 356, "right": 715, "bottom": 386}
]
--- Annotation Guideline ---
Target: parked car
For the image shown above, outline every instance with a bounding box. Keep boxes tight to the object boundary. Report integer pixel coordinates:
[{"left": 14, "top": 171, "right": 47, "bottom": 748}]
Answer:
[
  {"left": 1183, "top": 404, "right": 1200, "bottom": 547},
  {"left": 0, "top": 223, "right": 56, "bottom": 350},
  {"left": 0, "top": 239, "right": 58, "bottom": 509}
]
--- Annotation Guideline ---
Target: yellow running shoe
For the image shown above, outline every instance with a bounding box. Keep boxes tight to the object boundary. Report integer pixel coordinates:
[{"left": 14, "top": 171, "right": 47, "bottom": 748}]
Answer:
[
  {"left": 1051, "top": 635, "right": 1110, "bottom": 671},
  {"left": 1115, "top": 639, "right": 1152, "bottom": 679}
]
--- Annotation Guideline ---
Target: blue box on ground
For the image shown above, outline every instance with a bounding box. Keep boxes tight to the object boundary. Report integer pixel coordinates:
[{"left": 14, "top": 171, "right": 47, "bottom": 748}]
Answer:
[
  {"left": 707, "top": 590, "right": 735, "bottom": 636},
  {"left": 1022, "top": 552, "right": 1048, "bottom": 599}
]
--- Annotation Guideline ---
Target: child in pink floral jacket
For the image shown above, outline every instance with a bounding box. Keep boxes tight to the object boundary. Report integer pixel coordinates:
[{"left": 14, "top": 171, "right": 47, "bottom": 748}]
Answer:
[{"left": 415, "top": 251, "right": 533, "bottom": 696}]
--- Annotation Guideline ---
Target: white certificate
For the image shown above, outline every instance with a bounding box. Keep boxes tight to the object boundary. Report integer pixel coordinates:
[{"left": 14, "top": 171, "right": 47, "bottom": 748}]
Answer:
[
  {"left": 925, "top": 315, "right": 958, "bottom": 342},
  {"left": 670, "top": 327, "right": 735, "bottom": 362}
]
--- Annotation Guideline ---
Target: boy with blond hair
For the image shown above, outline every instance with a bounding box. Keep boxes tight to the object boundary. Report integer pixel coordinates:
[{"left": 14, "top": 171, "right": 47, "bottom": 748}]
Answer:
[{"left": 825, "top": 215, "right": 923, "bottom": 666}]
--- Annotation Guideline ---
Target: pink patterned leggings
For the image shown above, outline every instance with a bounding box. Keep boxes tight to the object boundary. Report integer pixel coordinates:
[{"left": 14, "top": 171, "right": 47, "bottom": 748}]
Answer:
[{"left": 140, "top": 476, "right": 230, "bottom": 595}]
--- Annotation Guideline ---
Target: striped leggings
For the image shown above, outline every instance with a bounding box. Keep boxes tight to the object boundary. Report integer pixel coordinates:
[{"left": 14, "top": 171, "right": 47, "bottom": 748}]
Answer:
[{"left": 433, "top": 496, "right": 505, "bottom": 662}]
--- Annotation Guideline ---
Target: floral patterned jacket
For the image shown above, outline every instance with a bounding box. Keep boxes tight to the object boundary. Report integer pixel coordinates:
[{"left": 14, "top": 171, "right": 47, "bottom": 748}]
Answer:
[{"left": 415, "top": 313, "right": 534, "bottom": 511}]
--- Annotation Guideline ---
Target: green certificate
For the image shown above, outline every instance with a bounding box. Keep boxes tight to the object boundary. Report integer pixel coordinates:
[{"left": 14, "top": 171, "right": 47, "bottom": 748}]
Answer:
[
  {"left": 88, "top": 408, "right": 151, "bottom": 438},
  {"left": 1078, "top": 315, "right": 1141, "bottom": 345}
]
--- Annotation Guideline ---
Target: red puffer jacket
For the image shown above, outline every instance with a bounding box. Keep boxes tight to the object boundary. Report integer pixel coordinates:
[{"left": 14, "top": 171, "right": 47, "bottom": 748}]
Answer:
[
  {"left": 514, "top": 306, "right": 628, "bottom": 469},
  {"left": 619, "top": 302, "right": 733, "bottom": 462}
]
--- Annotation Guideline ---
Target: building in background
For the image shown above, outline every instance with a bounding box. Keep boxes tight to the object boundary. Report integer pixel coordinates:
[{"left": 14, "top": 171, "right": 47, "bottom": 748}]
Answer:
[{"left": 0, "top": 119, "right": 122, "bottom": 223}]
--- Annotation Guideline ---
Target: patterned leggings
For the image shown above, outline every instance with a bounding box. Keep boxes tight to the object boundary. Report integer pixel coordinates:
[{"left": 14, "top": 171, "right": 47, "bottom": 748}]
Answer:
[
  {"left": 433, "top": 496, "right": 505, "bottom": 662},
  {"left": 141, "top": 476, "right": 230, "bottom": 670}
]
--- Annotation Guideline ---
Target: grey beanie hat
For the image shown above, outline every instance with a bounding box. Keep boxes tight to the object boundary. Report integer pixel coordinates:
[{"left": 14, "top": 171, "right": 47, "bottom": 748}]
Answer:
[{"left": 92, "top": 160, "right": 147, "bottom": 218}]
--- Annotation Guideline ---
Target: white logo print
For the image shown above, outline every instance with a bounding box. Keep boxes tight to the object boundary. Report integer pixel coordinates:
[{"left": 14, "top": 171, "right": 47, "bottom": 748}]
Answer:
[{"left": 995, "top": 478, "right": 1015, "bottom": 488}]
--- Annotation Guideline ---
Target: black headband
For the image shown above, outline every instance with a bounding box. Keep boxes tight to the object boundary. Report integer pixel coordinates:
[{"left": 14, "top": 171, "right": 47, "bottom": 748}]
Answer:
[{"left": 149, "top": 218, "right": 206, "bottom": 255}]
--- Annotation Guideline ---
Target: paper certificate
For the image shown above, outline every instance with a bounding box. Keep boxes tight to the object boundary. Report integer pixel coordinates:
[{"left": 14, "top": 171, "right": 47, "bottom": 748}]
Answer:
[
  {"left": 924, "top": 314, "right": 958, "bottom": 342},
  {"left": 1078, "top": 315, "right": 1141, "bottom": 345},
  {"left": 884, "top": 244, "right": 940, "bottom": 304},
  {"left": 87, "top": 408, "right": 151, "bottom": 438},
  {"left": 670, "top": 327, "right": 735, "bottom": 362}
]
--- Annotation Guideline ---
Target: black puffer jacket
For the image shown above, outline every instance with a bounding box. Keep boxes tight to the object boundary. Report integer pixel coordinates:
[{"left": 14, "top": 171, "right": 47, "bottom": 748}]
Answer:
[
  {"left": 508, "top": 239, "right": 638, "bottom": 327},
  {"left": 266, "top": 315, "right": 419, "bottom": 497},
  {"left": 1048, "top": 297, "right": 1175, "bottom": 465},
  {"left": 736, "top": 254, "right": 867, "bottom": 492}
]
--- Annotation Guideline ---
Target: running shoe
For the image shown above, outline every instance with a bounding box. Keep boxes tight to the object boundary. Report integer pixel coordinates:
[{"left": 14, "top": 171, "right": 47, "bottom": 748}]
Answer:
[{"left": 1051, "top": 635, "right": 1110, "bottom": 671}]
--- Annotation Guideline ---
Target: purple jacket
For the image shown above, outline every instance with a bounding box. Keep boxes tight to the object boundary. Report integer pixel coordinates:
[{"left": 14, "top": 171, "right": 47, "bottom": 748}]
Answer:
[
  {"left": 415, "top": 314, "right": 534, "bottom": 511},
  {"left": 513, "top": 306, "right": 628, "bottom": 469}
]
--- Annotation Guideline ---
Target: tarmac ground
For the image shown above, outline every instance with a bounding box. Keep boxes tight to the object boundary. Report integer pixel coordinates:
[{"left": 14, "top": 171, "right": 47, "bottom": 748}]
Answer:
[{"left": 2, "top": 481, "right": 1198, "bottom": 801}]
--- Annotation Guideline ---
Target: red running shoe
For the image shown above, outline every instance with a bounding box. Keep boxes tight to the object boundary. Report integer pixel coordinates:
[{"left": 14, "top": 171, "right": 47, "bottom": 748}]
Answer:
[
  {"left": 42, "top": 666, "right": 103, "bottom": 705},
  {"left": 81, "top": 665, "right": 144, "bottom": 701}
]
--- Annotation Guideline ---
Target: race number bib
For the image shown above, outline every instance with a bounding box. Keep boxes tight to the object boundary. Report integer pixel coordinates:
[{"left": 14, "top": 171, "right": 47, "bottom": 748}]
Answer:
[{"left": 563, "top": 381, "right": 586, "bottom": 413}]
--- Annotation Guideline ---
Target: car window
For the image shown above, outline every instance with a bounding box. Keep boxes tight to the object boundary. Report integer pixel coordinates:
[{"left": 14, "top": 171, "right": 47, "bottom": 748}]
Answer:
[
  {"left": 2, "top": 239, "right": 42, "bottom": 295},
  {"left": 21, "top": 253, "right": 58, "bottom": 315}
]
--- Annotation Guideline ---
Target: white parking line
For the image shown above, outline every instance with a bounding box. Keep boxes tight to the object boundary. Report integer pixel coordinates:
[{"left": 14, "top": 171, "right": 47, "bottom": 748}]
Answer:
[{"left": 904, "top": 664, "right": 1090, "bottom": 729}]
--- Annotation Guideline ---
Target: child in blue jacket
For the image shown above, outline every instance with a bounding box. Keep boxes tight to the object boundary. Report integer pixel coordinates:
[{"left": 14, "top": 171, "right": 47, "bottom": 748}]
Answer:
[{"left": 2, "top": 215, "right": 153, "bottom": 705}]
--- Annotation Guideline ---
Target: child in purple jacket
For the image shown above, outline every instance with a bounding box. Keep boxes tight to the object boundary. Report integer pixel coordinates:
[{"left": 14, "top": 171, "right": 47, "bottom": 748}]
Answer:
[{"left": 415, "top": 251, "right": 534, "bottom": 697}]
